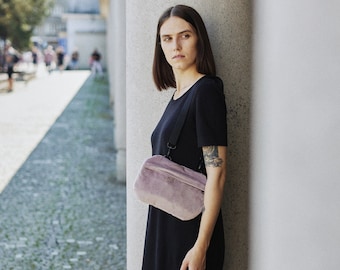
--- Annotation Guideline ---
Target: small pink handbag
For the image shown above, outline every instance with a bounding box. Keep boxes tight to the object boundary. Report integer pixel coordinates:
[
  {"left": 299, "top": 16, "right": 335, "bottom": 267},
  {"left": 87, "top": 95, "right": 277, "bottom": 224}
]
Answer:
[{"left": 134, "top": 155, "right": 206, "bottom": 221}]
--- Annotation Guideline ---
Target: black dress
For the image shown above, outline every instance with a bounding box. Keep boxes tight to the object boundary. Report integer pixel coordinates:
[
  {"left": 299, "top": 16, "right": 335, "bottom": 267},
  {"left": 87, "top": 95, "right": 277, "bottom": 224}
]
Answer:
[{"left": 142, "top": 76, "right": 228, "bottom": 270}]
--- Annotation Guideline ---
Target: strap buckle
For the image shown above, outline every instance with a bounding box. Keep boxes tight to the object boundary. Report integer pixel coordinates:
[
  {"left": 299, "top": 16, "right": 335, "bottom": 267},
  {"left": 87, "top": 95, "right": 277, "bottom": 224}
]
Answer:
[{"left": 165, "top": 142, "right": 176, "bottom": 160}]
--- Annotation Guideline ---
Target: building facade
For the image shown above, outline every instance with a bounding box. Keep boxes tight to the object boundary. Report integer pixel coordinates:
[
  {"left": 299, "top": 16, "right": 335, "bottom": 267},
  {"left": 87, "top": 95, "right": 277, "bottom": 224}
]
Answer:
[
  {"left": 33, "top": 0, "right": 68, "bottom": 49},
  {"left": 33, "top": 0, "right": 106, "bottom": 69}
]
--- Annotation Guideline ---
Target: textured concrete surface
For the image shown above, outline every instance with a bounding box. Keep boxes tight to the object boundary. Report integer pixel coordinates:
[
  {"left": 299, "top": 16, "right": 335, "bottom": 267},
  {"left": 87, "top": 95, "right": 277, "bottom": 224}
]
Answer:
[{"left": 0, "top": 71, "right": 126, "bottom": 269}]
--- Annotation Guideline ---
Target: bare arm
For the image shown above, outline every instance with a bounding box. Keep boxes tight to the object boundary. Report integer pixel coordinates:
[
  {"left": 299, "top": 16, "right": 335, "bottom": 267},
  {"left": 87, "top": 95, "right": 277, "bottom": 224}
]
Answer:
[{"left": 181, "top": 145, "right": 227, "bottom": 270}]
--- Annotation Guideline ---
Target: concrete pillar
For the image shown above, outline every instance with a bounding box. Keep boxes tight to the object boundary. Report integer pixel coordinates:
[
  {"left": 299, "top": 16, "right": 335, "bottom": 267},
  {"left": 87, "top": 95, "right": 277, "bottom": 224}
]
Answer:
[
  {"left": 108, "top": 0, "right": 126, "bottom": 182},
  {"left": 126, "top": 1, "right": 251, "bottom": 269},
  {"left": 251, "top": 1, "right": 340, "bottom": 269}
]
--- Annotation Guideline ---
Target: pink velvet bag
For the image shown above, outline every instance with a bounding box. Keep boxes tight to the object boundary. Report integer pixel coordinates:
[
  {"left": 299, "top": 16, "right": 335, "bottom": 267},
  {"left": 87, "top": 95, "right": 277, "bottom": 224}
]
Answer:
[{"left": 133, "top": 155, "right": 207, "bottom": 221}]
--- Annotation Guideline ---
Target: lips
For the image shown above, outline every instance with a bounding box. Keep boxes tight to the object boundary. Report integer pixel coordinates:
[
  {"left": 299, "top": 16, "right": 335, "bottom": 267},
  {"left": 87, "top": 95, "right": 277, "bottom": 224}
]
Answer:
[{"left": 172, "top": 54, "right": 184, "bottom": 59}]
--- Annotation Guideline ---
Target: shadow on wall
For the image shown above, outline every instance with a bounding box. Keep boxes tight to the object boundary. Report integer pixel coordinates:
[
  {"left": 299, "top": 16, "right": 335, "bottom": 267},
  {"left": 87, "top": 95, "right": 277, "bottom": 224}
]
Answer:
[{"left": 217, "top": 1, "right": 252, "bottom": 269}]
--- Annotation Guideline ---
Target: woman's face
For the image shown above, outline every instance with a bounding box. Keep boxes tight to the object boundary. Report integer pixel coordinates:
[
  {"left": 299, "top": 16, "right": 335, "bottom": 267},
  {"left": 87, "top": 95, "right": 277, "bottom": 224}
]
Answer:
[{"left": 160, "top": 16, "right": 198, "bottom": 73}]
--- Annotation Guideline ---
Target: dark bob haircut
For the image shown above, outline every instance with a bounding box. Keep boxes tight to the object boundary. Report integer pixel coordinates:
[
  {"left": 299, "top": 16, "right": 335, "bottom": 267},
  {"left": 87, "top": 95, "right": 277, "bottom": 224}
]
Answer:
[{"left": 153, "top": 5, "right": 216, "bottom": 91}]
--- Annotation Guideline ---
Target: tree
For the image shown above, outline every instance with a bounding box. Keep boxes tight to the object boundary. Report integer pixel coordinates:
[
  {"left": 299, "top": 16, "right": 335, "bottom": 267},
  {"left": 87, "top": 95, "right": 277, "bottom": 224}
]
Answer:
[{"left": 0, "top": 0, "right": 55, "bottom": 50}]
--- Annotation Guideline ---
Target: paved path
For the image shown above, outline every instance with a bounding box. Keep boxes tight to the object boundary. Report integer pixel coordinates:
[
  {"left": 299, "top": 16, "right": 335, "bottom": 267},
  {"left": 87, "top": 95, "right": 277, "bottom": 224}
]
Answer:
[
  {"left": 0, "top": 71, "right": 126, "bottom": 269},
  {"left": 0, "top": 69, "right": 90, "bottom": 192}
]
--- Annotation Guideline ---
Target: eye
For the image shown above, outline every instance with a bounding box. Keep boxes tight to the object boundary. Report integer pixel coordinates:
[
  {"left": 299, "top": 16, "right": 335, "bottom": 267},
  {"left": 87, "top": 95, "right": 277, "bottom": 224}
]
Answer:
[
  {"left": 181, "top": 34, "right": 191, "bottom": 39},
  {"left": 162, "top": 36, "right": 172, "bottom": 42}
]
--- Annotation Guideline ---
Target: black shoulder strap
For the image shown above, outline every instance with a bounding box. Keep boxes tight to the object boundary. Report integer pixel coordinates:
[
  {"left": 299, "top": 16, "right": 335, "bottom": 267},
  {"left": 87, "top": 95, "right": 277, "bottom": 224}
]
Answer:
[
  {"left": 167, "top": 88, "right": 196, "bottom": 149},
  {"left": 165, "top": 77, "right": 205, "bottom": 159}
]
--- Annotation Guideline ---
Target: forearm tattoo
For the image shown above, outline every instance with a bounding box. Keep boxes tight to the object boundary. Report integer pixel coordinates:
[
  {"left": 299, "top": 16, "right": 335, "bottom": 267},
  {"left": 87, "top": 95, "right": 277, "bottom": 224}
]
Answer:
[{"left": 203, "top": 146, "right": 223, "bottom": 167}]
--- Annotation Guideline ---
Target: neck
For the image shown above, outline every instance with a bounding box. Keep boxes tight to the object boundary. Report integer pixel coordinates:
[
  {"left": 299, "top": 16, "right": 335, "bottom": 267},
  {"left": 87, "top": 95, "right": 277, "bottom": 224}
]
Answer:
[
  {"left": 174, "top": 69, "right": 204, "bottom": 93},
  {"left": 173, "top": 72, "right": 205, "bottom": 100}
]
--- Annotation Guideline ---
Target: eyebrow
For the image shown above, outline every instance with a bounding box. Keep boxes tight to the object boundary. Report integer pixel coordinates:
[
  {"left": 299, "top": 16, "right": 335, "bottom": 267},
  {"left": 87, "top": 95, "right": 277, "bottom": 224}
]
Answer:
[{"left": 160, "top": 29, "right": 193, "bottom": 38}]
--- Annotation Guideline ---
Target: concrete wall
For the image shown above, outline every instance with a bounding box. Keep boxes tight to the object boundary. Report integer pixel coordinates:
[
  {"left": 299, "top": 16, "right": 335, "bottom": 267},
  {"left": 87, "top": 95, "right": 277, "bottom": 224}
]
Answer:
[
  {"left": 110, "top": 0, "right": 126, "bottom": 182},
  {"left": 126, "top": 0, "right": 252, "bottom": 269},
  {"left": 250, "top": 1, "right": 340, "bottom": 269},
  {"left": 93, "top": 0, "right": 126, "bottom": 183}
]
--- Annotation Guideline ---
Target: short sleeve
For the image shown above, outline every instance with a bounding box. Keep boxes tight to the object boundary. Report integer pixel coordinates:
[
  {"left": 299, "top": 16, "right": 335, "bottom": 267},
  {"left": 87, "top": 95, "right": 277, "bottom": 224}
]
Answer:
[{"left": 195, "top": 76, "right": 227, "bottom": 147}]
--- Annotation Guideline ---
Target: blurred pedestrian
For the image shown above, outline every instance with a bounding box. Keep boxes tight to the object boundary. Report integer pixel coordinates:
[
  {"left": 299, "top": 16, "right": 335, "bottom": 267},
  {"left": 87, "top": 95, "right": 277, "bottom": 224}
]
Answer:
[
  {"left": 44, "top": 45, "right": 55, "bottom": 74},
  {"left": 56, "top": 46, "right": 65, "bottom": 72},
  {"left": 4, "top": 42, "right": 20, "bottom": 92},
  {"left": 68, "top": 49, "right": 79, "bottom": 70},
  {"left": 31, "top": 46, "right": 38, "bottom": 66},
  {"left": 90, "top": 49, "right": 103, "bottom": 76}
]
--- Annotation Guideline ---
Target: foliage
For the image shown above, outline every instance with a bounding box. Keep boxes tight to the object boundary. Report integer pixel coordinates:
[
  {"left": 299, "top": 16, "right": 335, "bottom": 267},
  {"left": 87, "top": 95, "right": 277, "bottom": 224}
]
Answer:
[{"left": 0, "top": 0, "right": 55, "bottom": 50}]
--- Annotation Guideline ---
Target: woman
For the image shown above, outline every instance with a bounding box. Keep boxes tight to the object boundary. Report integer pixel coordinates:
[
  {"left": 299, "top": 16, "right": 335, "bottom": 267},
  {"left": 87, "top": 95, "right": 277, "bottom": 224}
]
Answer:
[{"left": 142, "top": 5, "right": 227, "bottom": 270}]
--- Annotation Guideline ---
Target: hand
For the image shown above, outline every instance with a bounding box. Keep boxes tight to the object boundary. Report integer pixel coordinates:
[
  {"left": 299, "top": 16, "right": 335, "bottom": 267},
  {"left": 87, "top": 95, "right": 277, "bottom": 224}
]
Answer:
[{"left": 180, "top": 245, "right": 206, "bottom": 270}]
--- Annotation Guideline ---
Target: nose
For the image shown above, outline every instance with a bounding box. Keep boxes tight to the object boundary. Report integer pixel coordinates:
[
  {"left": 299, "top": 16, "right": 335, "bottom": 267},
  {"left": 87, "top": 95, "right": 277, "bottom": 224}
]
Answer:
[{"left": 172, "top": 37, "right": 181, "bottom": 51}]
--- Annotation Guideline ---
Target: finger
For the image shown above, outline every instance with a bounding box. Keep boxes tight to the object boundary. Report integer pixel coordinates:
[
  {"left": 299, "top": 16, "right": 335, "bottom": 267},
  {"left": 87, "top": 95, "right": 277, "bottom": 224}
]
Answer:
[{"left": 180, "top": 261, "right": 189, "bottom": 270}]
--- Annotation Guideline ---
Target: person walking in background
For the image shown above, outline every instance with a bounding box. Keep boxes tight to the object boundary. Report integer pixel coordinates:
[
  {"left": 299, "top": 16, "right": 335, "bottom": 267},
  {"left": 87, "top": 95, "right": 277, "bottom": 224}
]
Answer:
[
  {"left": 67, "top": 49, "right": 79, "bottom": 70},
  {"left": 56, "top": 46, "right": 65, "bottom": 72},
  {"left": 4, "top": 42, "right": 20, "bottom": 92},
  {"left": 31, "top": 46, "right": 38, "bottom": 67},
  {"left": 90, "top": 49, "right": 103, "bottom": 76},
  {"left": 44, "top": 45, "right": 55, "bottom": 74},
  {"left": 141, "top": 5, "right": 227, "bottom": 270}
]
